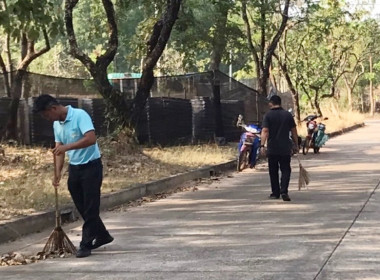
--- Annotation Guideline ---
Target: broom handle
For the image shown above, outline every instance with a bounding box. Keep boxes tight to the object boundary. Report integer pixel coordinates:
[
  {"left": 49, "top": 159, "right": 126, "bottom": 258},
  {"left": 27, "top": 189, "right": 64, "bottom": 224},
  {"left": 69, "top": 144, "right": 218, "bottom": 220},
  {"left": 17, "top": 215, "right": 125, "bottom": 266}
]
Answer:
[
  {"left": 53, "top": 154, "right": 61, "bottom": 228},
  {"left": 295, "top": 154, "right": 302, "bottom": 165}
]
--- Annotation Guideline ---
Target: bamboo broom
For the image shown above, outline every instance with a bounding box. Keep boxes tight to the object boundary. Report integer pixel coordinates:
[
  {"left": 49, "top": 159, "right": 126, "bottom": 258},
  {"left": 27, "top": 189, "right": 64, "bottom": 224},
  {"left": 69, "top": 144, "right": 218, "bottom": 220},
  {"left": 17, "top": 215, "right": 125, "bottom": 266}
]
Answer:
[
  {"left": 296, "top": 155, "right": 310, "bottom": 190},
  {"left": 41, "top": 154, "right": 76, "bottom": 256}
]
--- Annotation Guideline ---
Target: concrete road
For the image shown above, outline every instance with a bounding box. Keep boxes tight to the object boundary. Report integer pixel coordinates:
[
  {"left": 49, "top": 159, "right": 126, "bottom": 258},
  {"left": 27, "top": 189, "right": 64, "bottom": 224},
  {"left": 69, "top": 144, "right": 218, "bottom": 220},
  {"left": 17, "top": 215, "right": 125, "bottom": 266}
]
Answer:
[{"left": 1, "top": 121, "right": 380, "bottom": 280}]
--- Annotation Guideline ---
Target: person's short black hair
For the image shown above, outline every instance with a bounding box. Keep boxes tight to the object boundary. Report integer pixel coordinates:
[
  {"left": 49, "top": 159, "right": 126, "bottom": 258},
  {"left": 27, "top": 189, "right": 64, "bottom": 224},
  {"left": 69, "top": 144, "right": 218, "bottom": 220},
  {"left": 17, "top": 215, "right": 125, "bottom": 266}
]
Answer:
[
  {"left": 33, "top": 95, "right": 59, "bottom": 113},
  {"left": 268, "top": 95, "right": 281, "bottom": 106}
]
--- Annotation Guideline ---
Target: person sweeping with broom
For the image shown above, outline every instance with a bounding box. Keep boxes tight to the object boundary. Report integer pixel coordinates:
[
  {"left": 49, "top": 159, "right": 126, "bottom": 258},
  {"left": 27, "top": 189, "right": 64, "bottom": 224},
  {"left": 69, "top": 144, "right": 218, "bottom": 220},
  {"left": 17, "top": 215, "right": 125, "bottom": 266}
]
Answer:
[
  {"left": 34, "top": 95, "right": 114, "bottom": 258},
  {"left": 260, "top": 95, "right": 299, "bottom": 202}
]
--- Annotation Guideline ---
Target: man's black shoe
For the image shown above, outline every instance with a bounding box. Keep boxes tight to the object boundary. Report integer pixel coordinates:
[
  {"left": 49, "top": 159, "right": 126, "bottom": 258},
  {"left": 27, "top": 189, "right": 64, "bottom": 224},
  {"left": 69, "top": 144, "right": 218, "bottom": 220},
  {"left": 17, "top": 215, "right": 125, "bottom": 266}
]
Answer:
[
  {"left": 281, "top": 194, "right": 291, "bottom": 201},
  {"left": 91, "top": 234, "right": 114, "bottom": 250},
  {"left": 269, "top": 194, "right": 280, "bottom": 199},
  {"left": 76, "top": 247, "right": 91, "bottom": 258}
]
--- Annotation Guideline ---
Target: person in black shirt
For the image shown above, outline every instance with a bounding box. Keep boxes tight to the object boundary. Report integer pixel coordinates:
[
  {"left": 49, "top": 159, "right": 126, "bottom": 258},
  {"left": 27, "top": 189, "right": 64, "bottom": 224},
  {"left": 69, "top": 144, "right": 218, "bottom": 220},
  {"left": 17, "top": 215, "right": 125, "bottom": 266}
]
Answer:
[{"left": 260, "top": 95, "right": 298, "bottom": 201}]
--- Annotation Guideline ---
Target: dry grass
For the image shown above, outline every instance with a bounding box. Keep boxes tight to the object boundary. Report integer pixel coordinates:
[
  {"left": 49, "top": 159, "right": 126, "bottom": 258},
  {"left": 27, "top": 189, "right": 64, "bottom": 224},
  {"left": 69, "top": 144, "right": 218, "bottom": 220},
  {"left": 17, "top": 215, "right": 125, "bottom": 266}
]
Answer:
[
  {"left": 0, "top": 142, "right": 236, "bottom": 222},
  {"left": 297, "top": 104, "right": 365, "bottom": 137}
]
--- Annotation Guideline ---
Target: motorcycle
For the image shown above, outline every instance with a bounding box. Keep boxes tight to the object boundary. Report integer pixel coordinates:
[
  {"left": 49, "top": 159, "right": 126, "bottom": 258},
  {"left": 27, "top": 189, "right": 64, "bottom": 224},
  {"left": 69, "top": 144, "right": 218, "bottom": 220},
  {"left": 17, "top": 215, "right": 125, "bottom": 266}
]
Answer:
[
  {"left": 302, "top": 114, "right": 329, "bottom": 155},
  {"left": 236, "top": 114, "right": 261, "bottom": 172}
]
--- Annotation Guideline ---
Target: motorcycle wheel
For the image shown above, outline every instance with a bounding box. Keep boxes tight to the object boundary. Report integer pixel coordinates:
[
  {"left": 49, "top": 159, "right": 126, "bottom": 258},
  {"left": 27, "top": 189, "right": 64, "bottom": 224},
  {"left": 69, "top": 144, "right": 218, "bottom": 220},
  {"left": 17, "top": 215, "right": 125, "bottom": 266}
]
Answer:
[
  {"left": 237, "top": 150, "right": 250, "bottom": 172},
  {"left": 303, "top": 138, "right": 311, "bottom": 155}
]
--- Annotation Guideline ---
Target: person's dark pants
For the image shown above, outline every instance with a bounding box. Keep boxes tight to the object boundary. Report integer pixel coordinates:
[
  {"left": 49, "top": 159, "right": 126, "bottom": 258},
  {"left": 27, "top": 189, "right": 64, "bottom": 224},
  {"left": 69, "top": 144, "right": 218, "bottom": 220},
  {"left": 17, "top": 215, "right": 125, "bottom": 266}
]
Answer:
[
  {"left": 68, "top": 158, "right": 109, "bottom": 249},
  {"left": 268, "top": 155, "right": 291, "bottom": 196}
]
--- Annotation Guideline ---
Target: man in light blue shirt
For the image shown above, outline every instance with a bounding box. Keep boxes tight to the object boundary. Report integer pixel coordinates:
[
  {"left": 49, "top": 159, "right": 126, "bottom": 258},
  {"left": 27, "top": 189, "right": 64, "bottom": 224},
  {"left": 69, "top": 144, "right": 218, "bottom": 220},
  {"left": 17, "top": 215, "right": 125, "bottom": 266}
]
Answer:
[{"left": 34, "top": 95, "right": 113, "bottom": 258}]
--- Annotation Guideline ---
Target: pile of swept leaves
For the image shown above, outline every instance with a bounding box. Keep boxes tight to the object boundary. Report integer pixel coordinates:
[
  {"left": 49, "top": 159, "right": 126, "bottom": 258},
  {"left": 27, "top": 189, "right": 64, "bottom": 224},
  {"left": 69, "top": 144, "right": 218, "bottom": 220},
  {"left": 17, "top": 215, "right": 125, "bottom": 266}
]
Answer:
[{"left": 0, "top": 251, "right": 74, "bottom": 267}]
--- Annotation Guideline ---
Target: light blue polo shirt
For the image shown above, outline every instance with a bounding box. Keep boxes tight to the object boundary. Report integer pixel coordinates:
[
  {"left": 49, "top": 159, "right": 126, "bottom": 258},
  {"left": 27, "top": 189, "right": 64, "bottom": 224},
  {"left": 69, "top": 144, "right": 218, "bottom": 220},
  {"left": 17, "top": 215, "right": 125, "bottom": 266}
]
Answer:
[{"left": 53, "top": 105, "right": 101, "bottom": 165}]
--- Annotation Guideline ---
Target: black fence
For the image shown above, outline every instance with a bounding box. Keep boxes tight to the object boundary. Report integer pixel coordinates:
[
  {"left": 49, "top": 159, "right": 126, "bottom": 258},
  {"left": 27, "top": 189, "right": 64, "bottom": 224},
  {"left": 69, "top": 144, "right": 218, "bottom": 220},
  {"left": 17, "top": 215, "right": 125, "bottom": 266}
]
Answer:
[
  {"left": 0, "top": 70, "right": 267, "bottom": 122},
  {"left": 0, "top": 71, "right": 99, "bottom": 99},
  {"left": 0, "top": 70, "right": 268, "bottom": 145},
  {"left": 138, "top": 98, "right": 193, "bottom": 145},
  {"left": 0, "top": 96, "right": 255, "bottom": 146}
]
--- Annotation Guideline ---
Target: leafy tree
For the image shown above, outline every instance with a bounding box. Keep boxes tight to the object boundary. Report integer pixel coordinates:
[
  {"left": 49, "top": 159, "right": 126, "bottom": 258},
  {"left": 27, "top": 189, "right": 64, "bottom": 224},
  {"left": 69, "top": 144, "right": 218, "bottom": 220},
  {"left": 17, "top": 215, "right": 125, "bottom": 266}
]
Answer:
[
  {"left": 275, "top": 0, "right": 379, "bottom": 116},
  {"left": 64, "top": 0, "right": 181, "bottom": 130},
  {"left": 0, "top": 0, "right": 62, "bottom": 139},
  {"left": 241, "top": 0, "right": 290, "bottom": 95}
]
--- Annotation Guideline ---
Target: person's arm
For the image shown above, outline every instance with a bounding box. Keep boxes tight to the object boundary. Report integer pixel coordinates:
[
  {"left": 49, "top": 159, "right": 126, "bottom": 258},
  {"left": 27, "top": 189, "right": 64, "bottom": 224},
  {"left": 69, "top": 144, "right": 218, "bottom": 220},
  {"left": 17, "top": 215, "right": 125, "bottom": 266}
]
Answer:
[
  {"left": 260, "top": 127, "right": 269, "bottom": 156},
  {"left": 53, "top": 142, "right": 65, "bottom": 187},
  {"left": 52, "top": 130, "right": 96, "bottom": 156},
  {"left": 260, "top": 127, "right": 269, "bottom": 147}
]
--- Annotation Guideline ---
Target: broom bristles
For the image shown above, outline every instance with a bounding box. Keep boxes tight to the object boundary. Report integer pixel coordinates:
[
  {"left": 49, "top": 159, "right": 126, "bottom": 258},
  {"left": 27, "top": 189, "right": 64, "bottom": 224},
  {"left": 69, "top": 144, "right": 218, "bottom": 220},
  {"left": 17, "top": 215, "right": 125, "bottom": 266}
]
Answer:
[
  {"left": 298, "top": 163, "right": 310, "bottom": 190},
  {"left": 42, "top": 226, "right": 76, "bottom": 255}
]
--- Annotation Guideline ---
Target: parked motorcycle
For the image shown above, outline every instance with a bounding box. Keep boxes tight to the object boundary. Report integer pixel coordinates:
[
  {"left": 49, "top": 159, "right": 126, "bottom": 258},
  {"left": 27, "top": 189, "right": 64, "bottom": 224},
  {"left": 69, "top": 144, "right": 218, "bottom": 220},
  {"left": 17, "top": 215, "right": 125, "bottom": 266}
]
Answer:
[
  {"left": 302, "top": 114, "right": 329, "bottom": 155},
  {"left": 236, "top": 115, "right": 261, "bottom": 172}
]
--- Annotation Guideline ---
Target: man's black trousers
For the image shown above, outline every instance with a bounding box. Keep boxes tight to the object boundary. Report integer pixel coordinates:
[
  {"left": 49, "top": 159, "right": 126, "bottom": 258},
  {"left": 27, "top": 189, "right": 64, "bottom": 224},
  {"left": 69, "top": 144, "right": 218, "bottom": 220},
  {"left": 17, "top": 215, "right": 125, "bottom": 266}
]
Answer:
[
  {"left": 68, "top": 158, "right": 109, "bottom": 249},
  {"left": 268, "top": 155, "right": 291, "bottom": 196}
]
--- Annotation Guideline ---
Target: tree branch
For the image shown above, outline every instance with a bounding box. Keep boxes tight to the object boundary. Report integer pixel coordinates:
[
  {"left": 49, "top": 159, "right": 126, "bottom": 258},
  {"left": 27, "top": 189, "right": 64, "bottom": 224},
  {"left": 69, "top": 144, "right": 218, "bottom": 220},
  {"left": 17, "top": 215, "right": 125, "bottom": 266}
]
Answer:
[
  {"left": 143, "top": 0, "right": 181, "bottom": 71},
  {"left": 241, "top": 0, "right": 260, "bottom": 80},
  {"left": 130, "top": 0, "right": 181, "bottom": 127},
  {"left": 301, "top": 83, "right": 314, "bottom": 109},
  {"left": 0, "top": 53, "right": 10, "bottom": 97},
  {"left": 96, "top": 0, "right": 118, "bottom": 70},
  {"left": 264, "top": 0, "right": 290, "bottom": 70},
  {"left": 65, "top": 0, "right": 96, "bottom": 73},
  {"left": 260, "top": 0, "right": 266, "bottom": 68},
  {"left": 18, "top": 29, "right": 51, "bottom": 70}
]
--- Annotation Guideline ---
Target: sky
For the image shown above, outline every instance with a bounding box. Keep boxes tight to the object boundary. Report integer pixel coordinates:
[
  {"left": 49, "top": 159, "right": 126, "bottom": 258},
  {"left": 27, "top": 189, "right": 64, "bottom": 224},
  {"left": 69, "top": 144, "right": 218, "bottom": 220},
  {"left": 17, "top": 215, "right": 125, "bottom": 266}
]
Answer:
[
  {"left": 356, "top": 0, "right": 380, "bottom": 17},
  {"left": 373, "top": 1, "right": 380, "bottom": 17}
]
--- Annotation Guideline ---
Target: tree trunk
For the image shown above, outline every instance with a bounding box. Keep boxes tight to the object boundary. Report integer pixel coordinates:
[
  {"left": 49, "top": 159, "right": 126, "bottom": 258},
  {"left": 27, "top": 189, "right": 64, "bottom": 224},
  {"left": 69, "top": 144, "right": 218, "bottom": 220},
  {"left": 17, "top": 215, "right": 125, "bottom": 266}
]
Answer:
[
  {"left": 343, "top": 63, "right": 365, "bottom": 111},
  {"left": 5, "top": 70, "right": 25, "bottom": 139},
  {"left": 209, "top": 3, "right": 229, "bottom": 71},
  {"left": 3, "top": 30, "right": 50, "bottom": 140},
  {"left": 130, "top": 69, "right": 155, "bottom": 126},
  {"left": 5, "top": 34, "right": 13, "bottom": 86},
  {"left": 129, "top": 0, "right": 181, "bottom": 127},
  {"left": 269, "top": 63, "right": 278, "bottom": 91},
  {"left": 65, "top": 0, "right": 180, "bottom": 131},
  {"left": 212, "top": 79, "right": 224, "bottom": 141},
  {"left": 241, "top": 0, "right": 290, "bottom": 96},
  {"left": 21, "top": 33, "right": 28, "bottom": 60},
  {"left": 361, "top": 92, "right": 365, "bottom": 113},
  {"left": 274, "top": 53, "right": 300, "bottom": 123},
  {"left": 0, "top": 54, "right": 10, "bottom": 97},
  {"left": 343, "top": 76, "right": 353, "bottom": 109},
  {"left": 370, "top": 55, "right": 375, "bottom": 116},
  {"left": 347, "top": 87, "right": 353, "bottom": 109},
  {"left": 313, "top": 90, "right": 323, "bottom": 116},
  {"left": 284, "top": 72, "right": 300, "bottom": 123},
  {"left": 241, "top": 1, "right": 260, "bottom": 90},
  {"left": 65, "top": 0, "right": 127, "bottom": 127},
  {"left": 258, "top": 72, "right": 269, "bottom": 96}
]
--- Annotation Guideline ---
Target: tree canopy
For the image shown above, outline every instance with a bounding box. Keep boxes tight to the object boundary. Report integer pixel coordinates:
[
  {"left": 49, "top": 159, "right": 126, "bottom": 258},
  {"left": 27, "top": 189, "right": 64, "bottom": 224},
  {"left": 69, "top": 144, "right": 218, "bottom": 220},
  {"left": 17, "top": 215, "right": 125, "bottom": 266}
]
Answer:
[{"left": 1, "top": 0, "right": 380, "bottom": 137}]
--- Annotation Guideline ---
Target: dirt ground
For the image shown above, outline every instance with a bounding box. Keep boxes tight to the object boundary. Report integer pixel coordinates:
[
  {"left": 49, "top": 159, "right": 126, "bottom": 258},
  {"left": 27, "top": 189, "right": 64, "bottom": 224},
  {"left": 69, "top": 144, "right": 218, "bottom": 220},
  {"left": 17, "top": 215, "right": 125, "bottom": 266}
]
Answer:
[{"left": 0, "top": 139, "right": 235, "bottom": 222}]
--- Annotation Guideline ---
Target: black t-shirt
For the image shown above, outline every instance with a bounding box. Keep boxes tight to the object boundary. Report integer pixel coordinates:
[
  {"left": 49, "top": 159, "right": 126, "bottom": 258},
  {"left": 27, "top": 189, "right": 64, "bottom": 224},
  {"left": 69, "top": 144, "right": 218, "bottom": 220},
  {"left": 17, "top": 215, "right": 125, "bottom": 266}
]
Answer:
[{"left": 262, "top": 107, "right": 296, "bottom": 156}]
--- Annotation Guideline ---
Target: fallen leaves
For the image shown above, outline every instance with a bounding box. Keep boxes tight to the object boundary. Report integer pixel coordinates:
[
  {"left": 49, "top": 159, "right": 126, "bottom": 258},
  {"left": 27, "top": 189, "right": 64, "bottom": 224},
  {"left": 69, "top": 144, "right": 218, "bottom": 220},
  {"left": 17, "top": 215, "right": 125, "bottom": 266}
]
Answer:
[
  {"left": 0, "top": 251, "right": 74, "bottom": 267},
  {"left": 0, "top": 141, "right": 235, "bottom": 221}
]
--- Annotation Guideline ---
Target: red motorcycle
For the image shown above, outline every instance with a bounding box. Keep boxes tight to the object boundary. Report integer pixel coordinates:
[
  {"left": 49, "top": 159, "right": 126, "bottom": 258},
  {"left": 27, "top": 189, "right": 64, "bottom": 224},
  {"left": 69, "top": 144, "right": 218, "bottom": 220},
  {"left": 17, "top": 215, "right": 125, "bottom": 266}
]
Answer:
[{"left": 302, "top": 114, "right": 328, "bottom": 155}]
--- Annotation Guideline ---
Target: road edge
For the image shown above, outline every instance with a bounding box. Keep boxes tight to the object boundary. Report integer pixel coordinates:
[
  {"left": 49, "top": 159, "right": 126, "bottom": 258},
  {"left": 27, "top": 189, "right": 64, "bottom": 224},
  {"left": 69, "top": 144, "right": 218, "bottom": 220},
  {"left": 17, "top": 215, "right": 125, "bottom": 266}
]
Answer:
[
  {"left": 0, "top": 160, "right": 235, "bottom": 244},
  {"left": 0, "top": 122, "right": 365, "bottom": 244}
]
